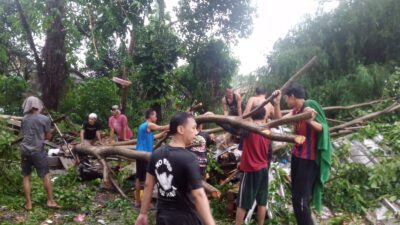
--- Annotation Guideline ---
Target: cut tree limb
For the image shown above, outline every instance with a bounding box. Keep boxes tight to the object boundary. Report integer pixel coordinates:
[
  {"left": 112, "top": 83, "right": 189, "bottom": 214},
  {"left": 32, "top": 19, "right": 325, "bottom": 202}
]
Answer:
[
  {"left": 243, "top": 56, "right": 317, "bottom": 119},
  {"left": 330, "top": 102, "right": 400, "bottom": 132},
  {"left": 202, "top": 127, "right": 224, "bottom": 134},
  {"left": 280, "top": 98, "right": 389, "bottom": 114},
  {"left": 73, "top": 145, "right": 221, "bottom": 198},
  {"left": 195, "top": 114, "right": 305, "bottom": 144},
  {"left": 263, "top": 112, "right": 312, "bottom": 129}
]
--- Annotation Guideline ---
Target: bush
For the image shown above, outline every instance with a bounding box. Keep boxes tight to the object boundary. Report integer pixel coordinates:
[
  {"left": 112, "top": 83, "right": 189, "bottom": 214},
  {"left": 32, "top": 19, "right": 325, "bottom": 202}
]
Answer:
[
  {"left": 0, "top": 76, "right": 28, "bottom": 115},
  {"left": 59, "top": 78, "right": 120, "bottom": 128}
]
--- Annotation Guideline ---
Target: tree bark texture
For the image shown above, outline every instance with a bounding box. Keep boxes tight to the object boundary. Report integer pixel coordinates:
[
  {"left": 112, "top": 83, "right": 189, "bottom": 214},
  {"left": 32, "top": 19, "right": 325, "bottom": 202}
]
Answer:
[{"left": 40, "top": 0, "right": 68, "bottom": 110}]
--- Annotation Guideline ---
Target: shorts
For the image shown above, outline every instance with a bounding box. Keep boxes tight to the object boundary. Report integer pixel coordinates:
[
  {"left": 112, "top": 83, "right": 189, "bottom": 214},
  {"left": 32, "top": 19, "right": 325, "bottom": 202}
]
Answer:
[
  {"left": 136, "top": 159, "right": 148, "bottom": 182},
  {"left": 237, "top": 167, "right": 269, "bottom": 210},
  {"left": 21, "top": 151, "right": 49, "bottom": 178},
  {"left": 156, "top": 209, "right": 202, "bottom": 225}
]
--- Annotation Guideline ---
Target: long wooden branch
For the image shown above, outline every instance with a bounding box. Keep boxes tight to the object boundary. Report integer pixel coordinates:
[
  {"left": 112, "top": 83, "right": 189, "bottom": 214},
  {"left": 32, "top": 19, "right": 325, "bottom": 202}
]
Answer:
[
  {"left": 323, "top": 99, "right": 387, "bottom": 111},
  {"left": 86, "top": 8, "right": 99, "bottom": 59},
  {"left": 243, "top": 56, "right": 317, "bottom": 119},
  {"left": 330, "top": 102, "right": 400, "bottom": 132},
  {"left": 280, "top": 98, "right": 389, "bottom": 114},
  {"left": 0, "top": 115, "right": 24, "bottom": 120},
  {"left": 195, "top": 114, "right": 305, "bottom": 144},
  {"left": 15, "top": 0, "right": 43, "bottom": 75},
  {"left": 263, "top": 112, "right": 312, "bottom": 129},
  {"left": 202, "top": 127, "right": 224, "bottom": 134}
]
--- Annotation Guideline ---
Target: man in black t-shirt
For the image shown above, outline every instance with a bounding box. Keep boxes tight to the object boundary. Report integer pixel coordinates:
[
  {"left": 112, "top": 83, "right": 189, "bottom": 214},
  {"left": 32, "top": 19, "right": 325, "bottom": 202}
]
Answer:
[
  {"left": 80, "top": 113, "right": 103, "bottom": 145},
  {"left": 135, "top": 112, "right": 215, "bottom": 225}
]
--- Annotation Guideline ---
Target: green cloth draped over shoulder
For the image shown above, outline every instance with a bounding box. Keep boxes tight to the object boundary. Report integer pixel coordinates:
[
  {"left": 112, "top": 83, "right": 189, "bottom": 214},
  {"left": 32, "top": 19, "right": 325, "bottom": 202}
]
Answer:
[{"left": 304, "top": 99, "right": 333, "bottom": 213}]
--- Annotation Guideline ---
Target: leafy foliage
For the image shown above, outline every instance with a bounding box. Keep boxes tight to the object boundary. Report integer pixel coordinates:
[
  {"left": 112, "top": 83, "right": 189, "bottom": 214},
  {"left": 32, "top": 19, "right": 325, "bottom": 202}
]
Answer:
[
  {"left": 0, "top": 76, "right": 27, "bottom": 115},
  {"left": 245, "top": 0, "right": 400, "bottom": 108},
  {"left": 177, "top": 0, "right": 255, "bottom": 52},
  {"left": 176, "top": 40, "right": 239, "bottom": 111},
  {"left": 59, "top": 77, "right": 120, "bottom": 128}
]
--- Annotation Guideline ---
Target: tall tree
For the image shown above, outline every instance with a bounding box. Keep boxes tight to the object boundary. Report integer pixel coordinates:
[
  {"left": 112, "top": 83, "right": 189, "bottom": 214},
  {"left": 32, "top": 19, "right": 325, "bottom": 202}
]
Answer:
[
  {"left": 176, "top": 39, "right": 238, "bottom": 110},
  {"left": 176, "top": 0, "right": 255, "bottom": 54},
  {"left": 15, "top": 0, "right": 67, "bottom": 109}
]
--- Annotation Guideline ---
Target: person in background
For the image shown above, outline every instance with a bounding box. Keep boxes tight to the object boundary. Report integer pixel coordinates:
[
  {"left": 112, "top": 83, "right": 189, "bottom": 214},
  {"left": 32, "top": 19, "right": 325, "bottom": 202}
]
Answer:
[
  {"left": 222, "top": 86, "right": 243, "bottom": 116},
  {"left": 243, "top": 87, "right": 275, "bottom": 121},
  {"left": 20, "top": 96, "right": 60, "bottom": 210},
  {"left": 135, "top": 109, "right": 169, "bottom": 208},
  {"left": 80, "top": 113, "right": 102, "bottom": 145},
  {"left": 189, "top": 124, "right": 208, "bottom": 179},
  {"left": 108, "top": 105, "right": 132, "bottom": 143}
]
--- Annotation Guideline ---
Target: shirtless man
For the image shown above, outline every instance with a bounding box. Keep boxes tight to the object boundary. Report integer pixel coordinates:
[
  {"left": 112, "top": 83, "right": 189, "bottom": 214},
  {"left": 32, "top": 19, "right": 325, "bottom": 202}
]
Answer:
[
  {"left": 222, "top": 86, "right": 242, "bottom": 116},
  {"left": 244, "top": 87, "right": 275, "bottom": 121}
]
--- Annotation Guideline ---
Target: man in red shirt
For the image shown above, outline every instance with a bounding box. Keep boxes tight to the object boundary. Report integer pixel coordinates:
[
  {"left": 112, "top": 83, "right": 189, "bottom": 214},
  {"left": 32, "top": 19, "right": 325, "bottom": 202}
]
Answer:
[
  {"left": 235, "top": 107, "right": 271, "bottom": 225},
  {"left": 273, "top": 83, "right": 323, "bottom": 225}
]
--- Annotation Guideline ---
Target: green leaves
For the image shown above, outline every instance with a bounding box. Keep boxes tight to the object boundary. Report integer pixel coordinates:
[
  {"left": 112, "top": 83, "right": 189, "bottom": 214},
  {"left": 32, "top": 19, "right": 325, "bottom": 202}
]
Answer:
[{"left": 177, "top": 0, "right": 255, "bottom": 50}]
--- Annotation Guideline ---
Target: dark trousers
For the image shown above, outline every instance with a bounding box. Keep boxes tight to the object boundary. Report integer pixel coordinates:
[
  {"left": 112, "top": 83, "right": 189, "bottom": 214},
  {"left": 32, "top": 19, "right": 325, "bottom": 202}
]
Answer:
[{"left": 291, "top": 156, "right": 318, "bottom": 225}]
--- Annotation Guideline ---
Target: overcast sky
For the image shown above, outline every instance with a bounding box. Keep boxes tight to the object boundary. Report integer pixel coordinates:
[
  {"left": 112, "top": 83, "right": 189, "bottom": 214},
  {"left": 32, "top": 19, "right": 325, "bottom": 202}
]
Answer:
[
  {"left": 167, "top": 0, "right": 339, "bottom": 75},
  {"left": 233, "top": 0, "right": 339, "bottom": 75}
]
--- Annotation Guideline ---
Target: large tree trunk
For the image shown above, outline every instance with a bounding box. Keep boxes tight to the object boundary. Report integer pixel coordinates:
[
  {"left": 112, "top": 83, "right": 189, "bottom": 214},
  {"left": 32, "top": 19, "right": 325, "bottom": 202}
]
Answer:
[{"left": 40, "top": 0, "right": 67, "bottom": 110}]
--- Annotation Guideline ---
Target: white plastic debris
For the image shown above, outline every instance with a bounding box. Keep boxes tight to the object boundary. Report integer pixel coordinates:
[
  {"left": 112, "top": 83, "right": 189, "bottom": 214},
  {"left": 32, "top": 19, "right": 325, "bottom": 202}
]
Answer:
[
  {"left": 48, "top": 148, "right": 60, "bottom": 156},
  {"left": 363, "top": 139, "right": 380, "bottom": 150},
  {"left": 373, "top": 134, "right": 384, "bottom": 143}
]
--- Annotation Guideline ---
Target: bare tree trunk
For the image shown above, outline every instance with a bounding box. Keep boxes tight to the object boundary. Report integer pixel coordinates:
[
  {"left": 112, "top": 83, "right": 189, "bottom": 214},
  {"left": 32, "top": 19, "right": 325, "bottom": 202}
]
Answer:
[
  {"left": 121, "top": 29, "right": 135, "bottom": 114},
  {"left": 40, "top": 0, "right": 67, "bottom": 110}
]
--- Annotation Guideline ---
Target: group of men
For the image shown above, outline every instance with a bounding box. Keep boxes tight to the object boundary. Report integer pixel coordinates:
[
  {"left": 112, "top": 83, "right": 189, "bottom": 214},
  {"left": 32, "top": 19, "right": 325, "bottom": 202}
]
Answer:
[
  {"left": 19, "top": 82, "right": 330, "bottom": 225},
  {"left": 135, "top": 83, "right": 330, "bottom": 225}
]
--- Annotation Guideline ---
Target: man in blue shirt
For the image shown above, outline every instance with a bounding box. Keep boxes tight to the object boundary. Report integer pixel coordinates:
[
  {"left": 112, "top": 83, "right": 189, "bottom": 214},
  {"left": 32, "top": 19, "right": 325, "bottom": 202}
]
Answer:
[{"left": 135, "top": 109, "right": 169, "bottom": 207}]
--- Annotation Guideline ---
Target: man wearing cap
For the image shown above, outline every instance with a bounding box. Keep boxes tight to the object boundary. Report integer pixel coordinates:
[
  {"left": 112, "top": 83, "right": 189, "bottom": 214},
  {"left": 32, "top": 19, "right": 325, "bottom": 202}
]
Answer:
[
  {"left": 20, "top": 96, "right": 60, "bottom": 210},
  {"left": 108, "top": 105, "right": 132, "bottom": 143},
  {"left": 80, "top": 113, "right": 103, "bottom": 145}
]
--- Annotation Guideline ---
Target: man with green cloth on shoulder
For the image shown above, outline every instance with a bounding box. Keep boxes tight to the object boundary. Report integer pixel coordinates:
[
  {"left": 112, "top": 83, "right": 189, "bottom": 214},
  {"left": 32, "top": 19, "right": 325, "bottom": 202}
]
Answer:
[{"left": 272, "top": 83, "right": 332, "bottom": 225}]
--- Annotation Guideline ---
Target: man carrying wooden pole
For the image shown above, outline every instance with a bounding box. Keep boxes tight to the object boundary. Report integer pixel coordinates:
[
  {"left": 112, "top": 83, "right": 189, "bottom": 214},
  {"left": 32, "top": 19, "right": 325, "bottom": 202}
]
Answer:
[{"left": 273, "top": 83, "right": 332, "bottom": 225}]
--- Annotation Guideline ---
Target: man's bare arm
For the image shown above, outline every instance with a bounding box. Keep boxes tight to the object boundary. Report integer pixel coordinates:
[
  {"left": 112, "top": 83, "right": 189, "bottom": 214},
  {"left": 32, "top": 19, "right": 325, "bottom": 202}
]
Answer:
[
  {"left": 192, "top": 188, "right": 216, "bottom": 225},
  {"left": 236, "top": 94, "right": 243, "bottom": 116},
  {"left": 222, "top": 98, "right": 228, "bottom": 116},
  {"left": 135, "top": 174, "right": 156, "bottom": 225},
  {"left": 147, "top": 123, "right": 169, "bottom": 132}
]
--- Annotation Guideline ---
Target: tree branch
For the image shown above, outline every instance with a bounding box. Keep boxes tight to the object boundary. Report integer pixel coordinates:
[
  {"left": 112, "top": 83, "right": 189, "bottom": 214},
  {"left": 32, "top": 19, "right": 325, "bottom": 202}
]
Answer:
[
  {"left": 243, "top": 56, "right": 317, "bottom": 119},
  {"left": 15, "top": 0, "right": 43, "bottom": 74}
]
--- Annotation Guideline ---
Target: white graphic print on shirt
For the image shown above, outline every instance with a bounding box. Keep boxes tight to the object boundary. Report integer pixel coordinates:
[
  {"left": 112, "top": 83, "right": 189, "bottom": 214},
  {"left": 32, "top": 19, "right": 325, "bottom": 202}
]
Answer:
[{"left": 155, "top": 158, "right": 177, "bottom": 197}]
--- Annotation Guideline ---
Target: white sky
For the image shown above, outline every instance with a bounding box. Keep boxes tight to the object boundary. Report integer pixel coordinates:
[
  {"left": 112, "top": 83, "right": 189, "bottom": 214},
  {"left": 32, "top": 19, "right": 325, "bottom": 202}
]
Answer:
[
  {"left": 166, "top": 0, "right": 339, "bottom": 75},
  {"left": 233, "top": 0, "right": 339, "bottom": 75}
]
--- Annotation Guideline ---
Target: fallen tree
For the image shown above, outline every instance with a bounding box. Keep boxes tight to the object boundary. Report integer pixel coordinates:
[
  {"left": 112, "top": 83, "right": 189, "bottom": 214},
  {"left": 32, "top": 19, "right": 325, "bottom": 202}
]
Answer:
[
  {"left": 280, "top": 98, "right": 389, "bottom": 115},
  {"left": 330, "top": 102, "right": 400, "bottom": 133},
  {"left": 195, "top": 112, "right": 312, "bottom": 144},
  {"left": 73, "top": 145, "right": 221, "bottom": 199}
]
